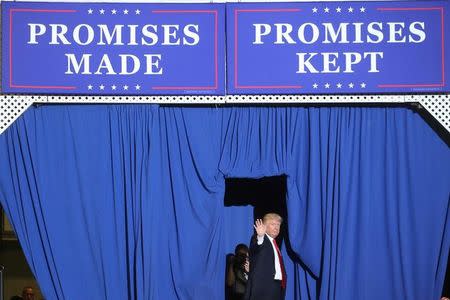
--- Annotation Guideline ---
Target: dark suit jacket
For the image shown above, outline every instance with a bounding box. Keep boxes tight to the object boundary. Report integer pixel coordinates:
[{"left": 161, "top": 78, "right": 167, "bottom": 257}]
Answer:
[{"left": 244, "top": 234, "right": 286, "bottom": 300}]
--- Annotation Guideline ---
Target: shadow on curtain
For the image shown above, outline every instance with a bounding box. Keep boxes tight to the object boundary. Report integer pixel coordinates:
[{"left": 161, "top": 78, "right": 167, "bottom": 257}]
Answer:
[{"left": 0, "top": 105, "right": 448, "bottom": 300}]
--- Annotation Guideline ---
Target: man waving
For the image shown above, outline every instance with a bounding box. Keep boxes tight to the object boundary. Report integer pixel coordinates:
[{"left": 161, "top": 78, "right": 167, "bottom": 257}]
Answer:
[{"left": 244, "top": 213, "right": 286, "bottom": 300}]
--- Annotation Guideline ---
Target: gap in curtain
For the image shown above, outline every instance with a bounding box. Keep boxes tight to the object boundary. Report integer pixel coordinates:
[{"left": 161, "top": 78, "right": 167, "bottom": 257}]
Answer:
[
  {"left": 223, "top": 176, "right": 294, "bottom": 299},
  {"left": 224, "top": 176, "right": 288, "bottom": 246}
]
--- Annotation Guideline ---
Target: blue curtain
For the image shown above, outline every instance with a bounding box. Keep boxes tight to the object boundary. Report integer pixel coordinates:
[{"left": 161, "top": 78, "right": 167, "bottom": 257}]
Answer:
[{"left": 0, "top": 105, "right": 448, "bottom": 300}]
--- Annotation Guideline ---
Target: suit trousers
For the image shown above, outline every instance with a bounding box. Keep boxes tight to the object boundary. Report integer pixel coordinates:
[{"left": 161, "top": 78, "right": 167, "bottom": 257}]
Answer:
[{"left": 248, "top": 280, "right": 283, "bottom": 300}]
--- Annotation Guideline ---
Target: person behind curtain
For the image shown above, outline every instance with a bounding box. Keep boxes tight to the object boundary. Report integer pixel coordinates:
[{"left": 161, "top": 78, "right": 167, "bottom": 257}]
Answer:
[
  {"left": 10, "top": 286, "right": 35, "bottom": 300},
  {"left": 226, "top": 244, "right": 250, "bottom": 300},
  {"left": 244, "top": 213, "right": 286, "bottom": 300}
]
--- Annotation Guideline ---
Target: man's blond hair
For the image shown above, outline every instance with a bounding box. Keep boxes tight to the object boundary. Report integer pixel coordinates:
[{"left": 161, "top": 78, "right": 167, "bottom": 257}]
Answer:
[{"left": 263, "top": 213, "right": 283, "bottom": 223}]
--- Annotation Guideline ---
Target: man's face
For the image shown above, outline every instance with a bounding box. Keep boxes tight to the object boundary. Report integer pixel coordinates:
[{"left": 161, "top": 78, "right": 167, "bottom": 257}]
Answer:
[
  {"left": 264, "top": 218, "right": 281, "bottom": 239},
  {"left": 22, "top": 288, "right": 34, "bottom": 300},
  {"left": 237, "top": 249, "right": 248, "bottom": 258}
]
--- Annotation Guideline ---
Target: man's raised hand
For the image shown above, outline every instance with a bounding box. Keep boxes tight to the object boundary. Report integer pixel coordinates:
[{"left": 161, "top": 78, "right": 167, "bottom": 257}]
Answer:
[{"left": 254, "top": 219, "right": 266, "bottom": 238}]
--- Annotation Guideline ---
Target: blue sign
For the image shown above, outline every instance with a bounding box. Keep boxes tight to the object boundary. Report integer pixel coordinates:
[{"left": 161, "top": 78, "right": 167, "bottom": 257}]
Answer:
[
  {"left": 2, "top": 2, "right": 225, "bottom": 95},
  {"left": 227, "top": 1, "right": 450, "bottom": 94}
]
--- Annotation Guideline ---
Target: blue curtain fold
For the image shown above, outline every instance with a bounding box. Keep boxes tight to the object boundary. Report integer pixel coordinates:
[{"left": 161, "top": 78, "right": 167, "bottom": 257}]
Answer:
[{"left": 0, "top": 105, "right": 448, "bottom": 300}]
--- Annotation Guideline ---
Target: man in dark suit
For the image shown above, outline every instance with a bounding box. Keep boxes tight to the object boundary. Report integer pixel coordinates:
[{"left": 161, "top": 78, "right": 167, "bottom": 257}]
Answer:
[{"left": 244, "top": 213, "right": 286, "bottom": 300}]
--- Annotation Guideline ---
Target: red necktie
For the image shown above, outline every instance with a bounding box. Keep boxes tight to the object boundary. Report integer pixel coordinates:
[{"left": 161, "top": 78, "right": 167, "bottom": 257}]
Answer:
[{"left": 273, "top": 239, "right": 286, "bottom": 289}]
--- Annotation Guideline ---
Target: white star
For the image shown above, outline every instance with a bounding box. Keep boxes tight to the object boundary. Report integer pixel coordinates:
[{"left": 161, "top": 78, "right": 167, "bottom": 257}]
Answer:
[
  {"left": 111, "top": 9, "right": 117, "bottom": 15},
  {"left": 111, "top": 85, "right": 117, "bottom": 90},
  {"left": 123, "top": 9, "right": 129, "bottom": 14},
  {"left": 312, "top": 83, "right": 318, "bottom": 89},
  {"left": 135, "top": 84, "right": 141, "bottom": 90},
  {"left": 312, "top": 7, "right": 318, "bottom": 13},
  {"left": 123, "top": 85, "right": 129, "bottom": 90},
  {"left": 337, "top": 83, "right": 342, "bottom": 88},
  {"left": 348, "top": 7, "right": 354, "bottom": 13},
  {"left": 99, "top": 84, "right": 105, "bottom": 90},
  {"left": 325, "top": 83, "right": 330, "bottom": 89},
  {"left": 99, "top": 9, "right": 105, "bottom": 14},
  {"left": 324, "top": 7, "right": 330, "bottom": 13},
  {"left": 360, "top": 82, "right": 366, "bottom": 88},
  {"left": 135, "top": 9, "right": 141, "bottom": 15},
  {"left": 348, "top": 83, "right": 354, "bottom": 88},
  {"left": 87, "top": 85, "right": 93, "bottom": 90},
  {"left": 336, "top": 7, "right": 342, "bottom": 13},
  {"left": 360, "top": 7, "right": 366, "bottom": 12},
  {"left": 88, "top": 9, "right": 93, "bottom": 14}
]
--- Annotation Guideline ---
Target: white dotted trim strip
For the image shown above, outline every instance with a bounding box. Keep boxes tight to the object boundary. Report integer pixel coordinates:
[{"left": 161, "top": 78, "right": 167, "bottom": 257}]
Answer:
[
  {"left": 0, "top": 96, "right": 36, "bottom": 134},
  {"left": 0, "top": 94, "right": 448, "bottom": 134},
  {"left": 408, "top": 94, "right": 450, "bottom": 134}
]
